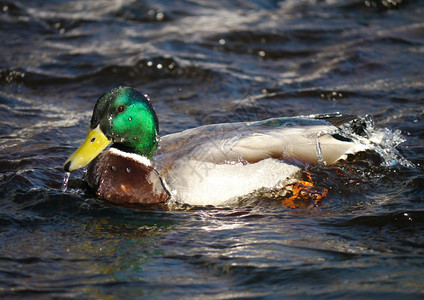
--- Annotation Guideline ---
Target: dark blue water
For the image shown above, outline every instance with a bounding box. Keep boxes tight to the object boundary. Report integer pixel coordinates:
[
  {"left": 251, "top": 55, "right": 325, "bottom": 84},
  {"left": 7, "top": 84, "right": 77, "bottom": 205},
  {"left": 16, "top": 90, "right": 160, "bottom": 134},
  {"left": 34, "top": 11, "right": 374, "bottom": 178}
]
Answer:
[{"left": 1, "top": 0, "right": 424, "bottom": 298}]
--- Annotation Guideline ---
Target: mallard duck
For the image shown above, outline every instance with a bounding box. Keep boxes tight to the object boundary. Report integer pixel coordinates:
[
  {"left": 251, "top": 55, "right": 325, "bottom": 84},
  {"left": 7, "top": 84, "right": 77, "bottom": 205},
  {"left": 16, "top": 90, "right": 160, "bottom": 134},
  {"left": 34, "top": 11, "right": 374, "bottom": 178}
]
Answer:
[{"left": 64, "top": 86, "right": 370, "bottom": 207}]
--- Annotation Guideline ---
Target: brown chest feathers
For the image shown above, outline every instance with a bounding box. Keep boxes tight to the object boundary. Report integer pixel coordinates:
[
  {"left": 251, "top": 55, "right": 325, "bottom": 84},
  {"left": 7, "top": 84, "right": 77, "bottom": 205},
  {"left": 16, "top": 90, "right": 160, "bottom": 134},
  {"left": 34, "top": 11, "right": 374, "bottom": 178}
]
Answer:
[{"left": 85, "top": 150, "right": 169, "bottom": 205}]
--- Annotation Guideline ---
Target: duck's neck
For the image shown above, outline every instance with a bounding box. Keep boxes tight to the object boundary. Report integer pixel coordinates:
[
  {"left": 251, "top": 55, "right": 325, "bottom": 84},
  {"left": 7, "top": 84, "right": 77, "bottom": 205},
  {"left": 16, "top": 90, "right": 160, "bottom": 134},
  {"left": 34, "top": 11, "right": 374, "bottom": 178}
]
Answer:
[
  {"left": 112, "top": 139, "right": 158, "bottom": 159},
  {"left": 107, "top": 147, "right": 154, "bottom": 166}
]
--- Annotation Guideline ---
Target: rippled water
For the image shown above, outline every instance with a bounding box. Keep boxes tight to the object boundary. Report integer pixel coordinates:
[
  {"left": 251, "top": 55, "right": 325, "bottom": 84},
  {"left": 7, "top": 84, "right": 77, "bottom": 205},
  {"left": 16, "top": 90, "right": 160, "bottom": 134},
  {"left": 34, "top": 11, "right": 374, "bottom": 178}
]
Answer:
[{"left": 1, "top": 0, "right": 424, "bottom": 298}]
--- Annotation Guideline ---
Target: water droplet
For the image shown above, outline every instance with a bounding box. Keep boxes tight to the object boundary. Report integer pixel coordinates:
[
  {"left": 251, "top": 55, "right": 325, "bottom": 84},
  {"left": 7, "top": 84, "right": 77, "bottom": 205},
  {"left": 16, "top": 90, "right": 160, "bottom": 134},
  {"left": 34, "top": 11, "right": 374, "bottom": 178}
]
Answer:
[
  {"left": 62, "top": 172, "right": 70, "bottom": 192},
  {"left": 108, "top": 114, "right": 114, "bottom": 135},
  {"left": 315, "top": 138, "right": 326, "bottom": 166},
  {"left": 219, "top": 39, "right": 226, "bottom": 45},
  {"left": 111, "top": 166, "right": 117, "bottom": 171},
  {"left": 128, "top": 116, "right": 132, "bottom": 121},
  {"left": 156, "top": 11, "right": 164, "bottom": 21},
  {"left": 126, "top": 167, "right": 131, "bottom": 173}
]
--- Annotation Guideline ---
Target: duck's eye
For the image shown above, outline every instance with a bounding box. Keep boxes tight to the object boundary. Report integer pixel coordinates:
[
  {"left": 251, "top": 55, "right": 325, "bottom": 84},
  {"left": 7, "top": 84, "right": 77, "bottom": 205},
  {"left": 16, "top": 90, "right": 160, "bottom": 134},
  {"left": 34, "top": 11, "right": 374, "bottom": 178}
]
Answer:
[{"left": 117, "top": 105, "right": 126, "bottom": 113}]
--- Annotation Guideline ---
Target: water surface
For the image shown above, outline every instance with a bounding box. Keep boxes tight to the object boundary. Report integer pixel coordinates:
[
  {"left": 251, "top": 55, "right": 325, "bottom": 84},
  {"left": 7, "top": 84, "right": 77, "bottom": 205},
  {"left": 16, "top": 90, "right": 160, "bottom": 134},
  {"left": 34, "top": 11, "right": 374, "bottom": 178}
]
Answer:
[{"left": 1, "top": 0, "right": 424, "bottom": 298}]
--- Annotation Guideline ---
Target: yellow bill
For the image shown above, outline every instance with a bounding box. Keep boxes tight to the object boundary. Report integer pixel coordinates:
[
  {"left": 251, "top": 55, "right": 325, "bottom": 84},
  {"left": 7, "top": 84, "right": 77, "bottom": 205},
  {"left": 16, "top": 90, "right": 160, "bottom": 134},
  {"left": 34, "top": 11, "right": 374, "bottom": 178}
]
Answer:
[{"left": 64, "top": 125, "right": 111, "bottom": 172}]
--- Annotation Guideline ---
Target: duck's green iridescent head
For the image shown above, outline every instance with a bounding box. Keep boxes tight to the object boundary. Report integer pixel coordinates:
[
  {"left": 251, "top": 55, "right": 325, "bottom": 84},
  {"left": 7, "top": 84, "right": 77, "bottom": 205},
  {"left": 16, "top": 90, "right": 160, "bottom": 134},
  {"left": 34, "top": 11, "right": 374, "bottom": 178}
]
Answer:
[{"left": 64, "top": 87, "right": 159, "bottom": 172}]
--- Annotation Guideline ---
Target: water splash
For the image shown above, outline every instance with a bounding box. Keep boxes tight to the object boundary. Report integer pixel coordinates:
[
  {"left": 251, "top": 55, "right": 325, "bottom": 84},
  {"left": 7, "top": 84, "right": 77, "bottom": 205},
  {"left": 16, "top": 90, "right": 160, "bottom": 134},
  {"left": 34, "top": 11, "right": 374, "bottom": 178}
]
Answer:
[
  {"left": 340, "top": 115, "right": 414, "bottom": 168},
  {"left": 61, "top": 171, "right": 70, "bottom": 192}
]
